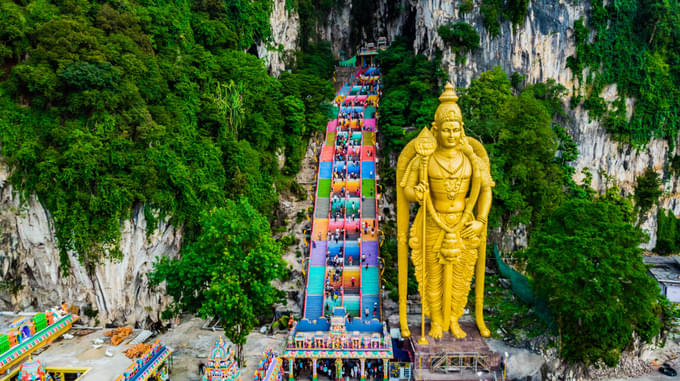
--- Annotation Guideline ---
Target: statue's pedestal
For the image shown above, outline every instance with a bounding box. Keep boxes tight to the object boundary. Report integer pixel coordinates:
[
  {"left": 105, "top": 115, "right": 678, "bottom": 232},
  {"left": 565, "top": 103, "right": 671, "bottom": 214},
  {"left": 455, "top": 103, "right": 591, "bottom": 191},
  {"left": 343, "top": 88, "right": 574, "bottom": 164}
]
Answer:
[{"left": 410, "top": 322, "right": 501, "bottom": 381}]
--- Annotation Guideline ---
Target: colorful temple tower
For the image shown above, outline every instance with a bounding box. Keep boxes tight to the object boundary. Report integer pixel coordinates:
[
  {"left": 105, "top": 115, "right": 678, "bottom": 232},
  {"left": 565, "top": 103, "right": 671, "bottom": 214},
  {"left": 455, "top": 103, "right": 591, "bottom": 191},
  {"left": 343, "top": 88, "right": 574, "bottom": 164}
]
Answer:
[
  {"left": 202, "top": 337, "right": 241, "bottom": 381},
  {"left": 15, "top": 360, "right": 52, "bottom": 381}
]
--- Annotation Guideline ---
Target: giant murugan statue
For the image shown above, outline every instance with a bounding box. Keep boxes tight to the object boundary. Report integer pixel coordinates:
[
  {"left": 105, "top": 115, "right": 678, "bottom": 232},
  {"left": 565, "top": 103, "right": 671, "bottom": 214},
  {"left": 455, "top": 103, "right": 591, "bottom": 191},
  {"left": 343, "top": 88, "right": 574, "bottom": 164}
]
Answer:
[{"left": 396, "top": 83, "right": 494, "bottom": 340}]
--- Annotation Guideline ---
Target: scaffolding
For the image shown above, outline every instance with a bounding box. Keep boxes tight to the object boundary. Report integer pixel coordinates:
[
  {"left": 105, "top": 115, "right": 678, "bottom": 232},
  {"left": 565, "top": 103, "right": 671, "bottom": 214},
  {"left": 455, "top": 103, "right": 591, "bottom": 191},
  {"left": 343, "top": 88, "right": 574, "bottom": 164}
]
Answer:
[{"left": 429, "top": 352, "right": 491, "bottom": 374}]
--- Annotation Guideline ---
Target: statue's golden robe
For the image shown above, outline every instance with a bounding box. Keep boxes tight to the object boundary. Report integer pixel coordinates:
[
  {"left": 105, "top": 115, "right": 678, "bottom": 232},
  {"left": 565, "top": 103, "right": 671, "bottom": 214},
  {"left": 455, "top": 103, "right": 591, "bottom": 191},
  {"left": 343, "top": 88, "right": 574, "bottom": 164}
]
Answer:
[{"left": 396, "top": 83, "right": 494, "bottom": 339}]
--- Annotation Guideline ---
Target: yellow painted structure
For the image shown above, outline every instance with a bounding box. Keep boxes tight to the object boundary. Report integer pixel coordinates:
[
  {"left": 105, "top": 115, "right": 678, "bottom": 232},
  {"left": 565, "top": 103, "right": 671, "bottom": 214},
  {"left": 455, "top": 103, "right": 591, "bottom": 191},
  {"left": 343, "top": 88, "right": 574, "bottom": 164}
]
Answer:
[{"left": 396, "top": 83, "right": 494, "bottom": 340}]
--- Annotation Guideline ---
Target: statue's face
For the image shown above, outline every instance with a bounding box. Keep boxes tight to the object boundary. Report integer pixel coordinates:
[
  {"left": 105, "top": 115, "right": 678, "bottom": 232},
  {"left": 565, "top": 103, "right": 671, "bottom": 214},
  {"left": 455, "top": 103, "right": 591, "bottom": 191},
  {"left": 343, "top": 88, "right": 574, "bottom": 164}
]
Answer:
[{"left": 436, "top": 120, "right": 463, "bottom": 148}]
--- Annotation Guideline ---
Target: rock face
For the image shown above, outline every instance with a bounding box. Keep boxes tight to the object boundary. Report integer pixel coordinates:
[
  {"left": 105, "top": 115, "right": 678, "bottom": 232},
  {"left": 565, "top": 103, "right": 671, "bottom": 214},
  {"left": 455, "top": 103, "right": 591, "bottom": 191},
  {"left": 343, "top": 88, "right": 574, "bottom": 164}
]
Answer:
[
  {"left": 318, "top": 0, "right": 414, "bottom": 57},
  {"left": 258, "top": 0, "right": 300, "bottom": 76},
  {"left": 318, "top": 0, "right": 351, "bottom": 56},
  {"left": 0, "top": 162, "right": 182, "bottom": 326},
  {"left": 413, "top": 0, "right": 586, "bottom": 90}
]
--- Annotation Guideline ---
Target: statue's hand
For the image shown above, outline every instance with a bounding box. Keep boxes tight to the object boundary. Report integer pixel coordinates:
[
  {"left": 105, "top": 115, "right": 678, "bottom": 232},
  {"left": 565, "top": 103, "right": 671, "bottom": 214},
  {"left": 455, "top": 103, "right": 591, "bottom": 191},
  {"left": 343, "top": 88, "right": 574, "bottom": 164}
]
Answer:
[
  {"left": 413, "top": 183, "right": 428, "bottom": 202},
  {"left": 461, "top": 220, "right": 484, "bottom": 239}
]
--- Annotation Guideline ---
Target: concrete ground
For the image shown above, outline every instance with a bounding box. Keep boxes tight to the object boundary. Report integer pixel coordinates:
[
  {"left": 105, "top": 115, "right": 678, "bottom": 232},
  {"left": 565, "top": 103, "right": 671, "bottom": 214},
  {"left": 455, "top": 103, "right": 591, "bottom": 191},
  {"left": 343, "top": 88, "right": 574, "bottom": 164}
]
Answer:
[
  {"left": 485, "top": 338, "right": 543, "bottom": 380},
  {"left": 34, "top": 331, "right": 133, "bottom": 380},
  {"left": 154, "top": 316, "right": 286, "bottom": 381}
]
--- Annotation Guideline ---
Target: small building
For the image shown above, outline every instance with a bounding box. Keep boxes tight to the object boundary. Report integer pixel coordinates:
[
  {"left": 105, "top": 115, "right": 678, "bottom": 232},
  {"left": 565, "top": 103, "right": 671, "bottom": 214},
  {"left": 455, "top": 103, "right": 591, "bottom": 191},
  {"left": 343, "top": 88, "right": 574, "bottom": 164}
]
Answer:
[{"left": 643, "top": 256, "right": 680, "bottom": 303}]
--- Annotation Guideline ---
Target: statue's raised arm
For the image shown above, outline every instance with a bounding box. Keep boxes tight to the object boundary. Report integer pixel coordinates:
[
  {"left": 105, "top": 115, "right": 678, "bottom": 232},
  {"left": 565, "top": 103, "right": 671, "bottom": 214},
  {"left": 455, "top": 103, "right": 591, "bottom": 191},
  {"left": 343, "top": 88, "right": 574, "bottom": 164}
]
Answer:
[{"left": 396, "top": 83, "right": 494, "bottom": 340}]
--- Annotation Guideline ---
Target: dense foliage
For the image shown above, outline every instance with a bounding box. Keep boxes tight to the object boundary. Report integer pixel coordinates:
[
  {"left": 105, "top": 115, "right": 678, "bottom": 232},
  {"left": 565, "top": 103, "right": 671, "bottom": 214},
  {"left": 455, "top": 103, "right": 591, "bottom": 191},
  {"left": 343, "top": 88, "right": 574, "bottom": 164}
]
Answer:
[
  {"left": 525, "top": 196, "right": 661, "bottom": 366},
  {"left": 377, "top": 37, "right": 447, "bottom": 159},
  {"left": 150, "top": 200, "right": 287, "bottom": 361},
  {"left": 459, "top": 67, "right": 582, "bottom": 228},
  {"left": 458, "top": 0, "right": 474, "bottom": 14},
  {"left": 656, "top": 208, "right": 680, "bottom": 255},
  {"left": 481, "top": 0, "right": 531, "bottom": 37},
  {"left": 633, "top": 168, "right": 663, "bottom": 214},
  {"left": 568, "top": 0, "right": 680, "bottom": 146},
  {"left": 437, "top": 22, "right": 480, "bottom": 64},
  {"left": 0, "top": 0, "right": 332, "bottom": 272}
]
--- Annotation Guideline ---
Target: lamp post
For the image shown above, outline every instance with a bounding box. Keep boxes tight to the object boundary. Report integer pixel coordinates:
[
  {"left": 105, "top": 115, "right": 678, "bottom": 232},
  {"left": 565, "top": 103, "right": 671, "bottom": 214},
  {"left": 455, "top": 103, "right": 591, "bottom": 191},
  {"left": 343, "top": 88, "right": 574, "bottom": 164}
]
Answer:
[{"left": 503, "top": 352, "right": 508, "bottom": 380}]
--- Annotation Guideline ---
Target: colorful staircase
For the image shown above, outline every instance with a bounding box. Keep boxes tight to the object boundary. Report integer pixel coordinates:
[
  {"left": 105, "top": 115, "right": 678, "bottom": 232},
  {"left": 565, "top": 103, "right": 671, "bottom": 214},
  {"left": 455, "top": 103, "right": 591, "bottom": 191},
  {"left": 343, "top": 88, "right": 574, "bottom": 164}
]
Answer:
[
  {"left": 116, "top": 340, "right": 171, "bottom": 381},
  {"left": 303, "top": 67, "right": 382, "bottom": 321}
]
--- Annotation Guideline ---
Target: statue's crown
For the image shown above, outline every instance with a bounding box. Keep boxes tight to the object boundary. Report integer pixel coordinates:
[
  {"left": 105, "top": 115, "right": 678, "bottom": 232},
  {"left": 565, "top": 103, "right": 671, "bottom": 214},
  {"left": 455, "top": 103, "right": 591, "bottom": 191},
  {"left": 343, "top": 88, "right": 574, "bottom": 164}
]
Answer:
[{"left": 435, "top": 83, "right": 462, "bottom": 124}]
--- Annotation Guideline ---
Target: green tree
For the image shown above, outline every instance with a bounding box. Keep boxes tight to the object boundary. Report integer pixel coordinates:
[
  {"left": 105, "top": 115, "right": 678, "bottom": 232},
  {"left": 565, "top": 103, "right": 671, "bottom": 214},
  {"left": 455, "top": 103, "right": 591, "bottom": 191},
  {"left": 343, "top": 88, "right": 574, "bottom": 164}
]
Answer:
[
  {"left": 655, "top": 209, "right": 680, "bottom": 255},
  {"left": 459, "top": 67, "right": 573, "bottom": 228},
  {"left": 634, "top": 168, "right": 662, "bottom": 214},
  {"left": 525, "top": 197, "right": 660, "bottom": 366},
  {"left": 150, "top": 199, "right": 286, "bottom": 362},
  {"left": 212, "top": 80, "right": 245, "bottom": 139},
  {"left": 480, "top": 0, "right": 530, "bottom": 37}
]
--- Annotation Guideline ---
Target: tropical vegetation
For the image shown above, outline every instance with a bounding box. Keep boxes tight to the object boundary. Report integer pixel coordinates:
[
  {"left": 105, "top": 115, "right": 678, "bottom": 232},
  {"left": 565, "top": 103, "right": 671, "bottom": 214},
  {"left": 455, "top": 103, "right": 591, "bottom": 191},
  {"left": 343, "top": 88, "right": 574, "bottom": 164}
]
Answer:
[
  {"left": 378, "top": 38, "right": 670, "bottom": 366},
  {"left": 0, "top": 0, "right": 333, "bottom": 349},
  {"left": 0, "top": 0, "right": 331, "bottom": 274},
  {"left": 567, "top": 0, "right": 680, "bottom": 146},
  {"left": 437, "top": 22, "right": 480, "bottom": 64}
]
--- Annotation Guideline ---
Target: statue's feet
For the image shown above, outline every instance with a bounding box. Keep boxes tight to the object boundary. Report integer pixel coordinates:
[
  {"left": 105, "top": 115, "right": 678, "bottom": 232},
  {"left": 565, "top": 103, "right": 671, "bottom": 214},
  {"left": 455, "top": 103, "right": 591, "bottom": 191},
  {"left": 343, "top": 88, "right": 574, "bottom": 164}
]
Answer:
[
  {"left": 449, "top": 318, "right": 467, "bottom": 338},
  {"left": 429, "top": 321, "right": 443, "bottom": 339},
  {"left": 476, "top": 318, "right": 491, "bottom": 337}
]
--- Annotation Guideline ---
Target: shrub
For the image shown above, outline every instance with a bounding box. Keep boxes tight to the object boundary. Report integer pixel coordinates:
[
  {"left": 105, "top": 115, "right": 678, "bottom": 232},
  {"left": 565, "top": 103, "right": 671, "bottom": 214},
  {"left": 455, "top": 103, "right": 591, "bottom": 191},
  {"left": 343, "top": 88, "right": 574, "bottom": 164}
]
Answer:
[{"left": 437, "top": 22, "right": 480, "bottom": 64}]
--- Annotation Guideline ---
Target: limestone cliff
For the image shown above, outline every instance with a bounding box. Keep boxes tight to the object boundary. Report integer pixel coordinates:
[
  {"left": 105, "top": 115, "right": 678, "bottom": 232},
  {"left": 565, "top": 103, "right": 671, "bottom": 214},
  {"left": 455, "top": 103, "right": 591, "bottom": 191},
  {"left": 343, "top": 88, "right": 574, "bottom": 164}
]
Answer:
[
  {"left": 259, "top": 0, "right": 300, "bottom": 76},
  {"left": 0, "top": 161, "right": 181, "bottom": 326},
  {"left": 318, "top": 0, "right": 414, "bottom": 58}
]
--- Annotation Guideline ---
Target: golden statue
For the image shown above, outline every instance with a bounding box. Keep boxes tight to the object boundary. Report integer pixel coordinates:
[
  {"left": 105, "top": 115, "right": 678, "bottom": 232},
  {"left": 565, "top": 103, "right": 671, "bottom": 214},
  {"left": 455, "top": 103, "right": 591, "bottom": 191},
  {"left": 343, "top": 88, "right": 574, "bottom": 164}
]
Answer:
[{"left": 396, "top": 83, "right": 494, "bottom": 340}]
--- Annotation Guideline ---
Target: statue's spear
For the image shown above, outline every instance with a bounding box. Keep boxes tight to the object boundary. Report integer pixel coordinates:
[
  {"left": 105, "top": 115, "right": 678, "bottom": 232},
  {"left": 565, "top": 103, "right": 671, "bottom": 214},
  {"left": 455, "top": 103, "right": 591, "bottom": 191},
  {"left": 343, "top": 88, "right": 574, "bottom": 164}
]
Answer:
[{"left": 414, "top": 127, "right": 436, "bottom": 344}]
